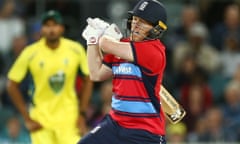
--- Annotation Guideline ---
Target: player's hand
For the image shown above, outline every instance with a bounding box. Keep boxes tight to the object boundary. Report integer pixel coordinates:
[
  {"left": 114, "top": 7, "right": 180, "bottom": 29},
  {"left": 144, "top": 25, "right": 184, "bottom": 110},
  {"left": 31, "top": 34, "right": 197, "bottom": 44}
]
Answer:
[
  {"left": 82, "top": 25, "right": 103, "bottom": 45},
  {"left": 82, "top": 17, "right": 122, "bottom": 44},
  {"left": 103, "top": 23, "right": 123, "bottom": 41},
  {"left": 82, "top": 17, "right": 110, "bottom": 45},
  {"left": 77, "top": 115, "right": 88, "bottom": 136},
  {"left": 88, "top": 18, "right": 122, "bottom": 41},
  {"left": 24, "top": 118, "right": 42, "bottom": 132},
  {"left": 87, "top": 17, "right": 110, "bottom": 32}
]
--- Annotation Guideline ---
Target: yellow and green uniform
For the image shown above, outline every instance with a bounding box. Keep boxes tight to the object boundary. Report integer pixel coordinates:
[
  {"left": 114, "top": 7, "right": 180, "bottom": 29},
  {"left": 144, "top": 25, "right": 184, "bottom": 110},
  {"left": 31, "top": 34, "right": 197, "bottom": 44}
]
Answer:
[{"left": 8, "top": 37, "right": 89, "bottom": 144}]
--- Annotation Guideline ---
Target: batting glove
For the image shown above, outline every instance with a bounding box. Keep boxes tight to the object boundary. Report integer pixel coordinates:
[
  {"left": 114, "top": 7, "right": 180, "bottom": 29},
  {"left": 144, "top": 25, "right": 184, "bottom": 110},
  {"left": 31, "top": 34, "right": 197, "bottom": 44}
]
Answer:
[
  {"left": 82, "top": 18, "right": 123, "bottom": 44},
  {"left": 87, "top": 17, "right": 110, "bottom": 33},
  {"left": 82, "top": 25, "right": 103, "bottom": 45},
  {"left": 88, "top": 18, "right": 122, "bottom": 40},
  {"left": 103, "top": 23, "right": 123, "bottom": 41},
  {"left": 82, "top": 17, "right": 110, "bottom": 45}
]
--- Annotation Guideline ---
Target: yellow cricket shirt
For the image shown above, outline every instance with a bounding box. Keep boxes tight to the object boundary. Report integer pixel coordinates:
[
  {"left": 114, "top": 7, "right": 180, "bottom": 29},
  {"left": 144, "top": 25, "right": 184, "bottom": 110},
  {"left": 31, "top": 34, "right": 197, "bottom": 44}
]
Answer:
[{"left": 8, "top": 37, "right": 89, "bottom": 128}]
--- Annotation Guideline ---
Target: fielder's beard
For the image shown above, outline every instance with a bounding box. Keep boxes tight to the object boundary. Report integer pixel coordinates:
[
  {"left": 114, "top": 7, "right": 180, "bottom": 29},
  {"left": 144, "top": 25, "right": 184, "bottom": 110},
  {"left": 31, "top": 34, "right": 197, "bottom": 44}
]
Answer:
[
  {"left": 47, "top": 36, "right": 60, "bottom": 44},
  {"left": 45, "top": 36, "right": 61, "bottom": 49}
]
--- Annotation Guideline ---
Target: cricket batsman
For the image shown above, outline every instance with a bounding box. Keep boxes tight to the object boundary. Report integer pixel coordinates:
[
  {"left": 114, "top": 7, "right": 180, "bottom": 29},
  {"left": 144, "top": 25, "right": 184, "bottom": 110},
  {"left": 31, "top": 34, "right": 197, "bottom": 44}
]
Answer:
[{"left": 78, "top": 0, "right": 168, "bottom": 143}]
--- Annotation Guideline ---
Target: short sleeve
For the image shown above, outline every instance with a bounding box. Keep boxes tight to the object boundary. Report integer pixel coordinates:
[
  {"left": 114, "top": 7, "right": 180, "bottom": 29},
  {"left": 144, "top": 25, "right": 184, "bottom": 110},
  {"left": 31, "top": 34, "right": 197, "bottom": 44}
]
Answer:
[
  {"left": 8, "top": 49, "right": 29, "bottom": 82},
  {"left": 131, "top": 40, "right": 166, "bottom": 73},
  {"left": 103, "top": 54, "right": 115, "bottom": 68}
]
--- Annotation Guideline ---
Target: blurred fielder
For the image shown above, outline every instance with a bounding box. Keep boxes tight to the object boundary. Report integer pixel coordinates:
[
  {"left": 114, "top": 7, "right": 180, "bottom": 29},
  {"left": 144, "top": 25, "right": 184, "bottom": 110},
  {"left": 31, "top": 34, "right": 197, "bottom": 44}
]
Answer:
[
  {"left": 79, "top": 0, "right": 168, "bottom": 143},
  {"left": 6, "top": 10, "right": 93, "bottom": 144}
]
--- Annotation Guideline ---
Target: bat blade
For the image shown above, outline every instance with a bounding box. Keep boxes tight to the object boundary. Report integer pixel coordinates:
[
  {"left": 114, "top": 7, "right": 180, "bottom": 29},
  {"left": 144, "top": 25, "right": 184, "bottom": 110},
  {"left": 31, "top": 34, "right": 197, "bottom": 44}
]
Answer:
[{"left": 160, "top": 85, "right": 186, "bottom": 124}]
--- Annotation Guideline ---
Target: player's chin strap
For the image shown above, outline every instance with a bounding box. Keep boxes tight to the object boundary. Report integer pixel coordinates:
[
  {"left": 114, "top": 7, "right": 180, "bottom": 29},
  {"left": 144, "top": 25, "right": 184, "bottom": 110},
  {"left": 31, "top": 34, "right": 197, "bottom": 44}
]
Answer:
[{"left": 126, "top": 19, "right": 168, "bottom": 40}]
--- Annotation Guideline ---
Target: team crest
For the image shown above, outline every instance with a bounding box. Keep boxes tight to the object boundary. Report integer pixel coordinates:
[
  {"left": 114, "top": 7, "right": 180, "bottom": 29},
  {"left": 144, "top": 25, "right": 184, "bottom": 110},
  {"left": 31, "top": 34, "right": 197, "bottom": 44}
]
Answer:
[
  {"left": 64, "top": 58, "right": 69, "bottom": 66},
  {"left": 49, "top": 70, "right": 65, "bottom": 93},
  {"left": 39, "top": 61, "right": 44, "bottom": 68},
  {"left": 139, "top": 1, "right": 148, "bottom": 11}
]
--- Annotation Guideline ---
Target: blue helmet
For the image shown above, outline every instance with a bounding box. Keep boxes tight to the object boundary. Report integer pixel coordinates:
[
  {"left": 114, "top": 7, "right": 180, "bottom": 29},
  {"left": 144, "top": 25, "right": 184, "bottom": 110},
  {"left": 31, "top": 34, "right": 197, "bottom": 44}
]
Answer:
[
  {"left": 127, "top": 0, "right": 167, "bottom": 39},
  {"left": 128, "top": 0, "right": 167, "bottom": 31}
]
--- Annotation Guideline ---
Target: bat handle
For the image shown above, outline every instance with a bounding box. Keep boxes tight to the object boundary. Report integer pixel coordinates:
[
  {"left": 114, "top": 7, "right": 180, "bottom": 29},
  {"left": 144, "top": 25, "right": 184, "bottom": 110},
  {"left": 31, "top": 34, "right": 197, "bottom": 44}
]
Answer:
[{"left": 167, "top": 106, "right": 186, "bottom": 124}]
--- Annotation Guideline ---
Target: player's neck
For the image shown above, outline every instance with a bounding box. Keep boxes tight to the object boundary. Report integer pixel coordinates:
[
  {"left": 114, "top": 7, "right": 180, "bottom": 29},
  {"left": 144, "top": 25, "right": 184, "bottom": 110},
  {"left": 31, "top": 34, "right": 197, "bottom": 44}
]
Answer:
[{"left": 46, "top": 39, "right": 60, "bottom": 49}]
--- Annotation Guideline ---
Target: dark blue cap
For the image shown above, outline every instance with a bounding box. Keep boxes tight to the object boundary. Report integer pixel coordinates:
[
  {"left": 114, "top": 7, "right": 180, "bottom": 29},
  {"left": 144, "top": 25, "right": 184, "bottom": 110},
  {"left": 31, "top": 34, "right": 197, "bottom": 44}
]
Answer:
[{"left": 129, "top": 0, "right": 167, "bottom": 27}]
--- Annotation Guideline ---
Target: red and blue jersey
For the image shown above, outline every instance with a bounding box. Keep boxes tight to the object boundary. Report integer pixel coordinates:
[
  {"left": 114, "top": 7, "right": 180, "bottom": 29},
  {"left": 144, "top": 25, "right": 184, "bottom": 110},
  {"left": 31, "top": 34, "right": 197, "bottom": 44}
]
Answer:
[{"left": 103, "top": 38, "right": 166, "bottom": 135}]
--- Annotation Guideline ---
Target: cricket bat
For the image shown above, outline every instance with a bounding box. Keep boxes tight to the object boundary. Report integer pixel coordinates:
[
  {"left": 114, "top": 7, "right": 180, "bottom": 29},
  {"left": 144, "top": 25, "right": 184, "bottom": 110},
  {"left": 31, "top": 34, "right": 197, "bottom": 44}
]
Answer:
[{"left": 160, "top": 85, "right": 186, "bottom": 124}]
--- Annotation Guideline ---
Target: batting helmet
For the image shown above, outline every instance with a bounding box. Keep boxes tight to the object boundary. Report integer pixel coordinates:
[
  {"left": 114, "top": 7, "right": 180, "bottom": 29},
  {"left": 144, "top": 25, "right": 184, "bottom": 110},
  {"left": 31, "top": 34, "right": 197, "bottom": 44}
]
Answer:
[{"left": 127, "top": 0, "right": 167, "bottom": 39}]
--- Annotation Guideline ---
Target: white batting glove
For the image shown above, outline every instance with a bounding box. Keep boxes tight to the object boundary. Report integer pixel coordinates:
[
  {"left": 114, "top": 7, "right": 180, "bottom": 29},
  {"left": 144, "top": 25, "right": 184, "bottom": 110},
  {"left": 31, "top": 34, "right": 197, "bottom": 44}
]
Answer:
[
  {"left": 82, "top": 18, "right": 122, "bottom": 44},
  {"left": 87, "top": 17, "right": 110, "bottom": 33},
  {"left": 82, "top": 25, "right": 103, "bottom": 45},
  {"left": 103, "top": 23, "right": 123, "bottom": 41},
  {"left": 82, "top": 17, "right": 110, "bottom": 45}
]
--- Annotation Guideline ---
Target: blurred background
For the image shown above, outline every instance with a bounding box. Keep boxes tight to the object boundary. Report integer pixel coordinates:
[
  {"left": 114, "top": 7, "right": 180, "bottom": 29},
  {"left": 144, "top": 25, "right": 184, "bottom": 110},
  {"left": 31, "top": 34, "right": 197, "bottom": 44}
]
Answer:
[{"left": 1, "top": 0, "right": 240, "bottom": 143}]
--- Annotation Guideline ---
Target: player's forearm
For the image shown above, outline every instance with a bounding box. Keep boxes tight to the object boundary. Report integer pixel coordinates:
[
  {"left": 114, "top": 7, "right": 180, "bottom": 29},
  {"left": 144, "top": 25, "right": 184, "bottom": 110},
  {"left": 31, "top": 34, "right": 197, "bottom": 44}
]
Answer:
[
  {"left": 87, "top": 45, "right": 104, "bottom": 81},
  {"left": 6, "top": 80, "right": 30, "bottom": 120},
  {"left": 78, "top": 76, "right": 93, "bottom": 113},
  {"left": 99, "top": 36, "right": 134, "bottom": 62}
]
